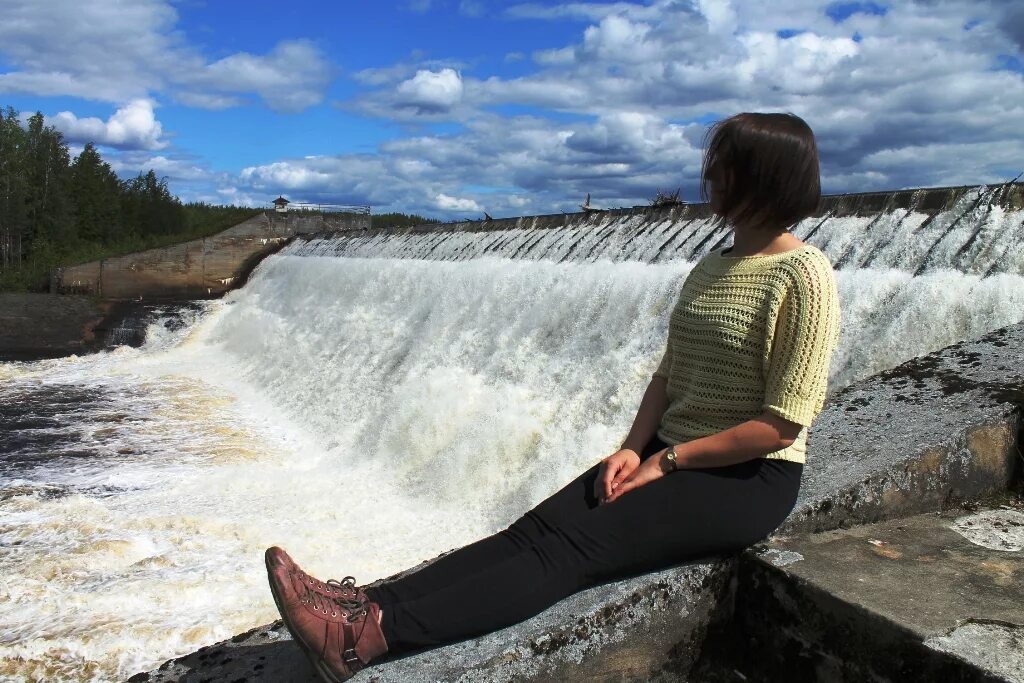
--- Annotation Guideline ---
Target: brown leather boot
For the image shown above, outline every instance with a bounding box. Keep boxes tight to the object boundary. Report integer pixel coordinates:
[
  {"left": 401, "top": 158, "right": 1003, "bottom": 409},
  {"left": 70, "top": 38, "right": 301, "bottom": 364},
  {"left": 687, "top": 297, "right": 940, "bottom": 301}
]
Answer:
[
  {"left": 265, "top": 547, "right": 388, "bottom": 682},
  {"left": 267, "top": 546, "right": 369, "bottom": 604}
]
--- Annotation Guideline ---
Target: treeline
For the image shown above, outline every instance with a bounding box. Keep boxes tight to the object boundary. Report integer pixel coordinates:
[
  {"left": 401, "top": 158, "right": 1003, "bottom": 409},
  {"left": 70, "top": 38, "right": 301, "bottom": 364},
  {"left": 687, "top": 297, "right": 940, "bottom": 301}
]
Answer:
[
  {"left": 371, "top": 212, "right": 439, "bottom": 230},
  {"left": 0, "top": 106, "right": 257, "bottom": 291}
]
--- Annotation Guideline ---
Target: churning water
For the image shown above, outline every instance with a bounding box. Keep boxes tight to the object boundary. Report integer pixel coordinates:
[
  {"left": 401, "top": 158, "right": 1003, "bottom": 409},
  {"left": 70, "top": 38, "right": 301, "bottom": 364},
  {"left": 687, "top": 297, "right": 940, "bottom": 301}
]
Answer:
[{"left": 1, "top": 189, "right": 1023, "bottom": 681}]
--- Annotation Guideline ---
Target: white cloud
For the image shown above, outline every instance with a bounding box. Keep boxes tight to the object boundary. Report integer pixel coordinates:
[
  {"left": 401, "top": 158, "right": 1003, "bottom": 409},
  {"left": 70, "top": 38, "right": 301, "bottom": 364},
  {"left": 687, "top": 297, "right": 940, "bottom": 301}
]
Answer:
[
  {"left": 182, "top": 40, "right": 332, "bottom": 113},
  {"left": 505, "top": 2, "right": 648, "bottom": 21},
  {"left": 436, "top": 193, "right": 482, "bottom": 212},
  {"left": 395, "top": 68, "right": 465, "bottom": 113},
  {"left": 222, "top": 111, "right": 702, "bottom": 217},
  {"left": 48, "top": 100, "right": 167, "bottom": 150},
  {"left": 14, "top": 0, "right": 1018, "bottom": 217},
  {"left": 406, "top": 0, "right": 433, "bottom": 13},
  {"left": 459, "top": 1, "right": 486, "bottom": 17},
  {"left": 349, "top": 0, "right": 1021, "bottom": 195},
  {"left": 0, "top": 0, "right": 332, "bottom": 112}
]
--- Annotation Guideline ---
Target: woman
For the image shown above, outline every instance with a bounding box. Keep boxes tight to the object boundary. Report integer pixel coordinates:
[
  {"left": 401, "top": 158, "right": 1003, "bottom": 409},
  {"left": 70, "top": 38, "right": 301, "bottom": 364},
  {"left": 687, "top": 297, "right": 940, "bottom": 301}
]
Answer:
[{"left": 265, "top": 112, "right": 842, "bottom": 682}]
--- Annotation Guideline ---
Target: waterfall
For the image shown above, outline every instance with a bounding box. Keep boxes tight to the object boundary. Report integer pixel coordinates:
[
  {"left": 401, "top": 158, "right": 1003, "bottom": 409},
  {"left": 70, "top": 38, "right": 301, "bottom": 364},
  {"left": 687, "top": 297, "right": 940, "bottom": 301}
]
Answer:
[
  {"left": 1, "top": 185, "right": 1022, "bottom": 682},
  {"left": 292, "top": 185, "right": 1024, "bottom": 275}
]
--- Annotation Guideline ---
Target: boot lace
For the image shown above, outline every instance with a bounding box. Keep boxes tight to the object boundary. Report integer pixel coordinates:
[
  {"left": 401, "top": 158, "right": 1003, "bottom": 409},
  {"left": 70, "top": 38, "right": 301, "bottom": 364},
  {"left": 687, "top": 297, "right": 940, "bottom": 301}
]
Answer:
[{"left": 302, "top": 579, "right": 368, "bottom": 622}]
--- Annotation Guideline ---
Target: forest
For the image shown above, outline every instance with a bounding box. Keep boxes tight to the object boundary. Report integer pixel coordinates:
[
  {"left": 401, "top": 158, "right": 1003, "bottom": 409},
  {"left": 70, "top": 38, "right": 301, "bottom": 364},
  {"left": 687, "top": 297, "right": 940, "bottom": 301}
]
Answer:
[{"left": 0, "top": 106, "right": 437, "bottom": 292}]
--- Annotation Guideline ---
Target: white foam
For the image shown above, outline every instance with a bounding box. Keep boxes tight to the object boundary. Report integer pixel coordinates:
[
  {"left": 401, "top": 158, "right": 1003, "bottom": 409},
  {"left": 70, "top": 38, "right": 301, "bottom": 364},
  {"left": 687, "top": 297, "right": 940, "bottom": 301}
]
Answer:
[{"left": 1, "top": 249, "right": 1022, "bottom": 680}]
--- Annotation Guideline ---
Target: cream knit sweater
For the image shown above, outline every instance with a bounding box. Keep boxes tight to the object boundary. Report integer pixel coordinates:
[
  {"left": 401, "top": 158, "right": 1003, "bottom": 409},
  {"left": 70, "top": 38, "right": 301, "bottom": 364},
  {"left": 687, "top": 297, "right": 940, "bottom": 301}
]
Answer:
[{"left": 653, "top": 244, "right": 841, "bottom": 464}]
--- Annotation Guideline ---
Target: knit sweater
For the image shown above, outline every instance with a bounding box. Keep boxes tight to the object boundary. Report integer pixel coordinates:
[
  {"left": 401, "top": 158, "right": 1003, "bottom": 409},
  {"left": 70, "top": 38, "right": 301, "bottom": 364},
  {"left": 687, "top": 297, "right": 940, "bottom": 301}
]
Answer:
[{"left": 653, "top": 244, "right": 841, "bottom": 464}]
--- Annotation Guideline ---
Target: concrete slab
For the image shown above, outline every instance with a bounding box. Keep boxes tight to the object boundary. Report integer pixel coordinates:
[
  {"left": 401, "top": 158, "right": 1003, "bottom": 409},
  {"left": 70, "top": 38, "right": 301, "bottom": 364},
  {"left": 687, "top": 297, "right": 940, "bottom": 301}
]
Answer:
[
  {"left": 762, "top": 508, "right": 1022, "bottom": 639},
  {"left": 724, "top": 506, "right": 1024, "bottom": 682},
  {"left": 134, "top": 560, "right": 733, "bottom": 683}
]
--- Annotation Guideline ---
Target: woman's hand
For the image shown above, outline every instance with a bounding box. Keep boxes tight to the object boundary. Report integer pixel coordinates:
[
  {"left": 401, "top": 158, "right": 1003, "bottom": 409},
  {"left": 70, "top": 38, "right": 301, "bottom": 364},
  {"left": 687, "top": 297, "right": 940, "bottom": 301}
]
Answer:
[
  {"left": 605, "top": 449, "right": 670, "bottom": 503},
  {"left": 595, "top": 449, "right": 641, "bottom": 503}
]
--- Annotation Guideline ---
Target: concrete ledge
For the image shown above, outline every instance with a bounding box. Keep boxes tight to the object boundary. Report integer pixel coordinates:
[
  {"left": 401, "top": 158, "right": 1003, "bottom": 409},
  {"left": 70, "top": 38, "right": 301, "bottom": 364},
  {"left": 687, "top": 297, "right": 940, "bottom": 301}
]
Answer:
[
  {"left": 319, "top": 183, "right": 1022, "bottom": 238},
  {"left": 136, "top": 562, "right": 732, "bottom": 683},
  {"left": 704, "top": 507, "right": 1024, "bottom": 682},
  {"left": 783, "top": 324, "right": 1023, "bottom": 535}
]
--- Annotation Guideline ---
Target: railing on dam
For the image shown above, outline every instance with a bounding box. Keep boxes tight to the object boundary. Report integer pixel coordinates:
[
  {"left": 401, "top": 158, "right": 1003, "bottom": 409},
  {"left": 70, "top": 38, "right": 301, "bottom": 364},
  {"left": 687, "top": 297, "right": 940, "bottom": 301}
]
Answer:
[{"left": 272, "top": 203, "right": 371, "bottom": 215}]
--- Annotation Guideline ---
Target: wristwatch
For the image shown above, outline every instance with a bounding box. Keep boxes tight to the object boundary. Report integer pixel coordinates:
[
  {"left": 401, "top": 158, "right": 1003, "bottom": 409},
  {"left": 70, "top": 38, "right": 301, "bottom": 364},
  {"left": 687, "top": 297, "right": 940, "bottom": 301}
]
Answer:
[{"left": 663, "top": 445, "right": 679, "bottom": 472}]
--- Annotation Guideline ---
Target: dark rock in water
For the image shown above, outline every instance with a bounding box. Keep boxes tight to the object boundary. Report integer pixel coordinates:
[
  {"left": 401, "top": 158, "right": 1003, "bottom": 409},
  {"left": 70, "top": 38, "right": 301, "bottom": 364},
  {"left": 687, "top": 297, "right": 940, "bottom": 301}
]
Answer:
[
  {"left": 0, "top": 294, "right": 207, "bottom": 361},
  {"left": 0, "top": 293, "right": 108, "bottom": 361}
]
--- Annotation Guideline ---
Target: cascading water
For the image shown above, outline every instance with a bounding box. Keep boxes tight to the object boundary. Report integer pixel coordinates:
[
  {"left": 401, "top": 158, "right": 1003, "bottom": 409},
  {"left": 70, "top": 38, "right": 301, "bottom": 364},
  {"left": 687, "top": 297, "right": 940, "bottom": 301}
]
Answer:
[{"left": 1, "top": 186, "right": 1022, "bottom": 681}]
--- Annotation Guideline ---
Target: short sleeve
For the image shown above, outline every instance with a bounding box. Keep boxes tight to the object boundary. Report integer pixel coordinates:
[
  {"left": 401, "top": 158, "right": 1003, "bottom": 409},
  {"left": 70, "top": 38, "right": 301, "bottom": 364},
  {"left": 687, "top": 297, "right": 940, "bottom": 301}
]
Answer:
[{"left": 762, "top": 257, "right": 841, "bottom": 426}]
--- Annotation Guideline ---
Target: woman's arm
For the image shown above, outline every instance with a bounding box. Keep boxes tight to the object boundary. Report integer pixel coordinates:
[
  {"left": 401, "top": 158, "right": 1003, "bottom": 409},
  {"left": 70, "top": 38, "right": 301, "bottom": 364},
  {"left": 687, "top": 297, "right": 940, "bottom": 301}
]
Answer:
[
  {"left": 619, "top": 375, "right": 669, "bottom": 455},
  {"left": 605, "top": 411, "right": 801, "bottom": 502},
  {"left": 672, "top": 410, "right": 801, "bottom": 468},
  {"left": 596, "top": 375, "right": 669, "bottom": 503}
]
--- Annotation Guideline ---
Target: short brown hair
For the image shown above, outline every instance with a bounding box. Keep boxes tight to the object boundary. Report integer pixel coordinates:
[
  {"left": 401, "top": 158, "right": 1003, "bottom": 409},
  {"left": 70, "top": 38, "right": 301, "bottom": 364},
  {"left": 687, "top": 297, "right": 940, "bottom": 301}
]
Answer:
[{"left": 700, "top": 113, "right": 820, "bottom": 230}]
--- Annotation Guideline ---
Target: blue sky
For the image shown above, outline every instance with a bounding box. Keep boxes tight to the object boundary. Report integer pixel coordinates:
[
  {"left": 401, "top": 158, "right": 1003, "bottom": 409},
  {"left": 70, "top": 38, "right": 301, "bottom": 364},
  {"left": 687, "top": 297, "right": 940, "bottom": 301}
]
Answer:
[{"left": 1, "top": 0, "right": 1022, "bottom": 218}]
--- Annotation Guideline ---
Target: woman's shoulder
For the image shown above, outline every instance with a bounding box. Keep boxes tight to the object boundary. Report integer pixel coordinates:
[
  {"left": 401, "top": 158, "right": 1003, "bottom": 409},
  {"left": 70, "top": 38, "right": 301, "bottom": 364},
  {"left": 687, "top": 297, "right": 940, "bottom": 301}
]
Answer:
[
  {"left": 777, "top": 244, "right": 836, "bottom": 280},
  {"left": 763, "top": 245, "right": 838, "bottom": 310}
]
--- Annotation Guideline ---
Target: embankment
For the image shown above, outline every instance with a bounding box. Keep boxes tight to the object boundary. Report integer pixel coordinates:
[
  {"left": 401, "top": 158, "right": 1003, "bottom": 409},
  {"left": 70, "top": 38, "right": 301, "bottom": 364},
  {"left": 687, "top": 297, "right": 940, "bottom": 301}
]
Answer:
[
  {"left": 1, "top": 210, "right": 370, "bottom": 360},
  {"left": 55, "top": 210, "right": 370, "bottom": 300}
]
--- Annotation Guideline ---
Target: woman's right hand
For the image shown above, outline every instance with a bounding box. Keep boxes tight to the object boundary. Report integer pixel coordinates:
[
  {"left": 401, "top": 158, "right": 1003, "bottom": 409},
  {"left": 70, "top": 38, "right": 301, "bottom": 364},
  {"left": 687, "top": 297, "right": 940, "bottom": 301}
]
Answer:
[{"left": 596, "top": 449, "right": 641, "bottom": 503}]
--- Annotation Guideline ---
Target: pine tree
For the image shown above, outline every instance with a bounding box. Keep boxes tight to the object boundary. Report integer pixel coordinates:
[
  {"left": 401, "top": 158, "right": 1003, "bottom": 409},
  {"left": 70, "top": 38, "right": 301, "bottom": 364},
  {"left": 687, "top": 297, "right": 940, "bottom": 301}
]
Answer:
[
  {"left": 70, "top": 143, "right": 122, "bottom": 243},
  {"left": 23, "top": 112, "right": 74, "bottom": 262},
  {"left": 0, "top": 107, "right": 29, "bottom": 268}
]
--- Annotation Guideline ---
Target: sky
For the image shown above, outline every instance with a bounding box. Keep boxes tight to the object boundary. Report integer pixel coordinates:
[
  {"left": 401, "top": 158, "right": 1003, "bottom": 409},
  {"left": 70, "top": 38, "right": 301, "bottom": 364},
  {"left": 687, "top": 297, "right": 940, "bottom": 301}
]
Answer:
[{"left": 0, "top": 0, "right": 1022, "bottom": 219}]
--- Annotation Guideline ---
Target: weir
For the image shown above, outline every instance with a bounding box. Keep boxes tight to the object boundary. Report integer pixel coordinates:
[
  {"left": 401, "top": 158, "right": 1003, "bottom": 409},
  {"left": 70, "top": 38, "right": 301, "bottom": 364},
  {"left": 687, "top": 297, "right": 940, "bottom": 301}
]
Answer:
[
  {"left": 0, "top": 184, "right": 1022, "bottom": 682},
  {"left": 297, "top": 183, "right": 1024, "bottom": 275}
]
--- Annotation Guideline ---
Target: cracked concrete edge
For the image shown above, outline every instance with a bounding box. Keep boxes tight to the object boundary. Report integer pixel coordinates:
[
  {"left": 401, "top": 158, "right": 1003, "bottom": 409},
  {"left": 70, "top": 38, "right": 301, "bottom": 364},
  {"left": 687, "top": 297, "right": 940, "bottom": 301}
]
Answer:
[
  {"left": 925, "top": 620, "right": 1024, "bottom": 683},
  {"left": 720, "top": 551, "right": 1017, "bottom": 683},
  {"left": 368, "top": 560, "right": 733, "bottom": 682},
  {"left": 136, "top": 561, "right": 733, "bottom": 683}
]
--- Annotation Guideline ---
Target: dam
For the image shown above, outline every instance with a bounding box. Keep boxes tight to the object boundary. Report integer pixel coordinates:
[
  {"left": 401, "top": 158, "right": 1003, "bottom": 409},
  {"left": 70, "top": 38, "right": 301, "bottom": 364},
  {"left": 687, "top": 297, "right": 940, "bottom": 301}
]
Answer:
[{"left": 0, "top": 183, "right": 1022, "bottom": 681}]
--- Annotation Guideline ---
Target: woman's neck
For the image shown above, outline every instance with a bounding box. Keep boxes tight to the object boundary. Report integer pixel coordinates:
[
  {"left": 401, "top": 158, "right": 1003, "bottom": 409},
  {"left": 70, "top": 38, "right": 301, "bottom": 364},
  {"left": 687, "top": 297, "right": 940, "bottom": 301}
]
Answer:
[{"left": 726, "top": 221, "right": 803, "bottom": 257}]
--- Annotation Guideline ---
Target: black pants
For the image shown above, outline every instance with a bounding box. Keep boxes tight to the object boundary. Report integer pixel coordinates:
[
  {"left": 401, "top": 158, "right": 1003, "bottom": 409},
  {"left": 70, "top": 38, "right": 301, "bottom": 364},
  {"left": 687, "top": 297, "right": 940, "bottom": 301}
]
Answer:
[{"left": 365, "top": 435, "right": 802, "bottom": 653}]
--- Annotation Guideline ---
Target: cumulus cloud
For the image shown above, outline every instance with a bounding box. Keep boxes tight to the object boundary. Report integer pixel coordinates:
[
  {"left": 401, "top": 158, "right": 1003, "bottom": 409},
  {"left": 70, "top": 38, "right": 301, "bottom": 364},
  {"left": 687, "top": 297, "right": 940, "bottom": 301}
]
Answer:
[
  {"left": 14, "top": 0, "right": 1018, "bottom": 217},
  {"left": 48, "top": 100, "right": 167, "bottom": 150},
  {"left": 395, "top": 69, "right": 465, "bottom": 113},
  {"left": 182, "top": 40, "right": 332, "bottom": 113},
  {"left": 345, "top": 0, "right": 1023, "bottom": 200},
  {"left": 505, "top": 2, "right": 649, "bottom": 21},
  {"left": 436, "top": 193, "right": 482, "bottom": 212},
  {"left": 223, "top": 111, "right": 702, "bottom": 217},
  {"left": 0, "top": 0, "right": 332, "bottom": 112}
]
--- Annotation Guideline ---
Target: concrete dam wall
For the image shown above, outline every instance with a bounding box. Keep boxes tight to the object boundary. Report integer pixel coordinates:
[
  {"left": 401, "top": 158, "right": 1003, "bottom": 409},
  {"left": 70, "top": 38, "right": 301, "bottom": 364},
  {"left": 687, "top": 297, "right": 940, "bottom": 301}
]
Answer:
[
  {"left": 54, "top": 210, "right": 371, "bottom": 300},
  {"left": 302, "top": 183, "right": 1024, "bottom": 275},
  {"left": 51, "top": 182, "right": 1024, "bottom": 303}
]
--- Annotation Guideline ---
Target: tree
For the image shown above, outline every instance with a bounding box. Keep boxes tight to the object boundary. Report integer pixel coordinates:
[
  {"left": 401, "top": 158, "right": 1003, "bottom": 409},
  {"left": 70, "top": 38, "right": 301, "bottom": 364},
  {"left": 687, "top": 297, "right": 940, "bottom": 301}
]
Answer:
[
  {"left": 70, "top": 142, "right": 122, "bottom": 243},
  {"left": 121, "top": 169, "right": 184, "bottom": 237},
  {"left": 23, "top": 112, "right": 74, "bottom": 260},
  {"left": 0, "top": 107, "right": 29, "bottom": 267}
]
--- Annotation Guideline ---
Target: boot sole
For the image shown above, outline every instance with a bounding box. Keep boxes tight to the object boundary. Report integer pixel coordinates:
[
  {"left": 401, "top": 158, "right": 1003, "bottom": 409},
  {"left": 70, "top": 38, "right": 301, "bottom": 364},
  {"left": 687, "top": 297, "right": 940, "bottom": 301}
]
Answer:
[{"left": 265, "top": 550, "right": 352, "bottom": 683}]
